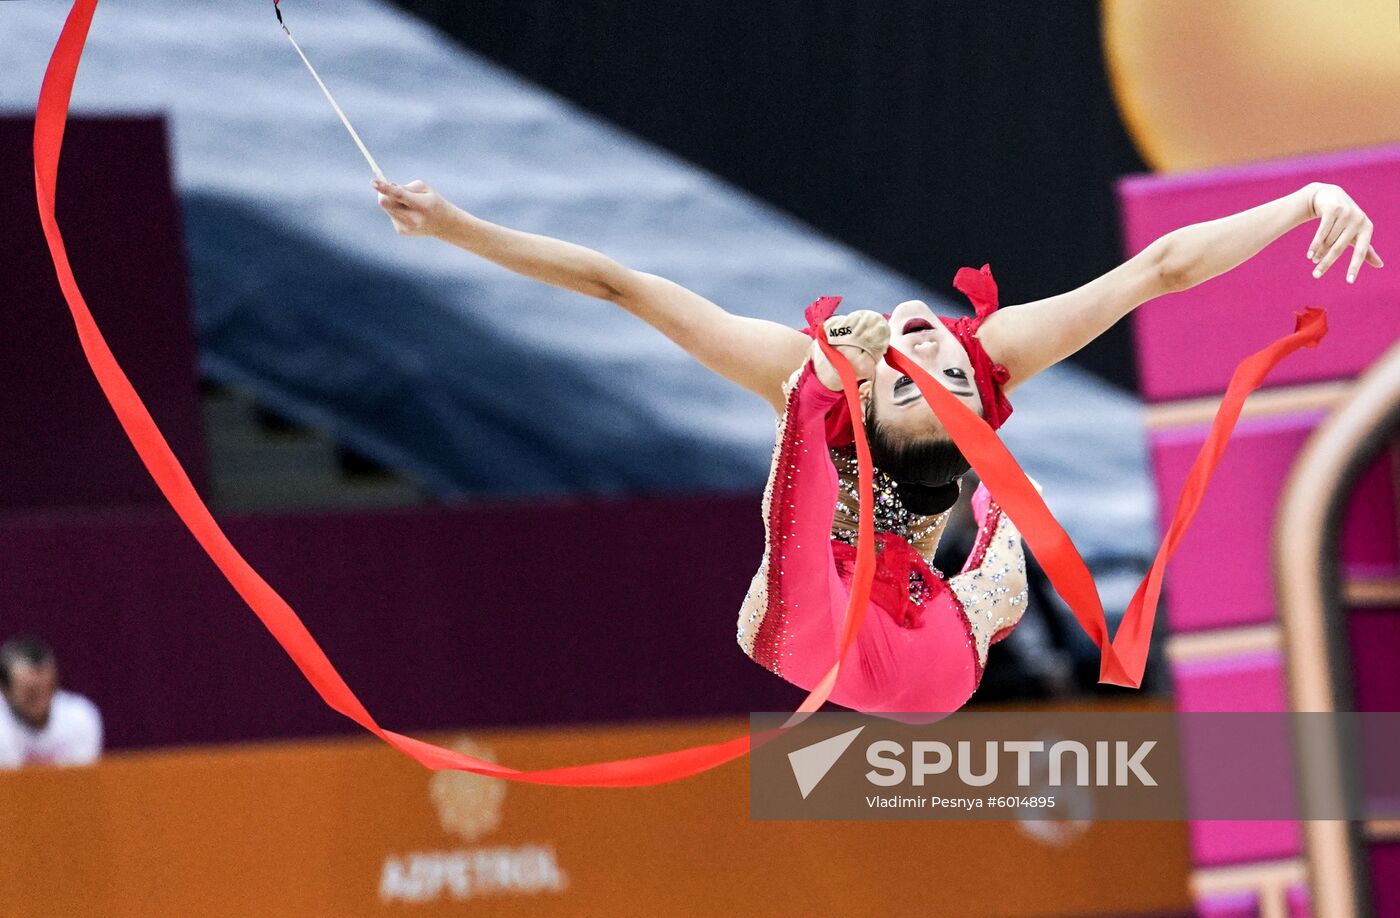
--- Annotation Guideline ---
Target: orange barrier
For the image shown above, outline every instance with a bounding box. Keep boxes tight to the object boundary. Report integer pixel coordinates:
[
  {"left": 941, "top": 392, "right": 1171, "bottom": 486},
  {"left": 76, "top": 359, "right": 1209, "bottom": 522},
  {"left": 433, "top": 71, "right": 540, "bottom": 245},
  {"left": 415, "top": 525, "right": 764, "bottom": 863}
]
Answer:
[{"left": 0, "top": 710, "right": 1190, "bottom": 917}]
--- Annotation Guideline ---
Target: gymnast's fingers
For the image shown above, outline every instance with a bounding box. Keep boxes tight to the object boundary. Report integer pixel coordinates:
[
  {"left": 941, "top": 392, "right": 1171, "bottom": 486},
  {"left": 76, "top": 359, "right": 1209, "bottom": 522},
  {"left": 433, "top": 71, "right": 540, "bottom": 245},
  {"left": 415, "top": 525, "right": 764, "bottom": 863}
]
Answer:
[
  {"left": 1323, "top": 210, "right": 1351, "bottom": 252},
  {"left": 373, "top": 178, "right": 412, "bottom": 204},
  {"left": 1308, "top": 210, "right": 1337, "bottom": 262},
  {"left": 378, "top": 195, "right": 421, "bottom": 224},
  {"left": 1314, "top": 220, "right": 1358, "bottom": 279},
  {"left": 384, "top": 179, "right": 433, "bottom": 202},
  {"left": 1367, "top": 245, "right": 1384, "bottom": 268},
  {"left": 832, "top": 343, "right": 876, "bottom": 380},
  {"left": 1345, "top": 221, "right": 1374, "bottom": 283}
]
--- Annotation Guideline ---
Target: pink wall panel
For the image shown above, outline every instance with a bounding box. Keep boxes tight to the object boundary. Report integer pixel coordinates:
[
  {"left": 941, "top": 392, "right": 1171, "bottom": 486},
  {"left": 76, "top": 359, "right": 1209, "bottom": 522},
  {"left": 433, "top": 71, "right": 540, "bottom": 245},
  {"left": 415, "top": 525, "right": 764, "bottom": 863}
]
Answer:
[
  {"left": 1118, "top": 143, "right": 1400, "bottom": 402},
  {"left": 1339, "top": 450, "right": 1400, "bottom": 579},
  {"left": 1286, "top": 884, "right": 1310, "bottom": 918},
  {"left": 1172, "top": 651, "right": 1288, "bottom": 712},
  {"left": 1187, "top": 821, "right": 1303, "bottom": 871},
  {"left": 1196, "top": 891, "right": 1259, "bottom": 918},
  {"left": 1151, "top": 414, "right": 1323, "bottom": 632},
  {"left": 1173, "top": 652, "right": 1302, "bottom": 866},
  {"left": 1174, "top": 652, "right": 1301, "bottom": 867}
]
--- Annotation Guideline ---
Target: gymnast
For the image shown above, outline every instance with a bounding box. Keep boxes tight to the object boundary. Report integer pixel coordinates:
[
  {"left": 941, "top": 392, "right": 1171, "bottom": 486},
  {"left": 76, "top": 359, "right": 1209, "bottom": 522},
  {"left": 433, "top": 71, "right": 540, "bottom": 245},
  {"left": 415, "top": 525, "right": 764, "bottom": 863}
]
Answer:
[{"left": 373, "top": 177, "right": 1381, "bottom": 711}]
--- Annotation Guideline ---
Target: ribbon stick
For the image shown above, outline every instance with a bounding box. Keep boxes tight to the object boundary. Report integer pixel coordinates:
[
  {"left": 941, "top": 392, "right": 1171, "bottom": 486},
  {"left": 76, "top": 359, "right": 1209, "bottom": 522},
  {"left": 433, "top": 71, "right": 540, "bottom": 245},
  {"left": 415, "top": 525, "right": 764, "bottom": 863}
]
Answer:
[{"left": 273, "top": 0, "right": 386, "bottom": 182}]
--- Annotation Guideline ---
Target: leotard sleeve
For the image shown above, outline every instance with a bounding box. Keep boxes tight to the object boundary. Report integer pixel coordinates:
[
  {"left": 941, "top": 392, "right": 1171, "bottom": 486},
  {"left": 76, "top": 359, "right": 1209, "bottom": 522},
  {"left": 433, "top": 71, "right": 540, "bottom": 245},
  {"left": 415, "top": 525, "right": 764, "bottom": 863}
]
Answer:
[
  {"left": 949, "top": 482, "right": 1030, "bottom": 668},
  {"left": 736, "top": 358, "right": 849, "bottom": 678}
]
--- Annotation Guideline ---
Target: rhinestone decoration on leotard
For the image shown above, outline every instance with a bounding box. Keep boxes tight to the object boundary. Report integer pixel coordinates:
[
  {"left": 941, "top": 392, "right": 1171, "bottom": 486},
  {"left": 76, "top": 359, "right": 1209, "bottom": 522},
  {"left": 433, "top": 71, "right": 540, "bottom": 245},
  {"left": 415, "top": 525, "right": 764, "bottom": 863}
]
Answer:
[
  {"left": 949, "top": 507, "right": 1029, "bottom": 668},
  {"left": 737, "top": 364, "right": 811, "bottom": 674},
  {"left": 829, "top": 444, "right": 952, "bottom": 565}
]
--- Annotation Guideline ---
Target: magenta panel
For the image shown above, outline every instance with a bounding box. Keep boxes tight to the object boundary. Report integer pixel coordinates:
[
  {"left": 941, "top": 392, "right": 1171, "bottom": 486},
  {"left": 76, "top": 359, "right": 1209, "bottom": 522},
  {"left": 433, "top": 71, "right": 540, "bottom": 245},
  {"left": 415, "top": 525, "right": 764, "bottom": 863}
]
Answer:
[
  {"left": 1286, "top": 884, "right": 1310, "bottom": 918},
  {"left": 1348, "top": 608, "right": 1400, "bottom": 712},
  {"left": 1370, "top": 842, "right": 1400, "bottom": 917},
  {"left": 1151, "top": 414, "right": 1321, "bottom": 632},
  {"left": 1118, "top": 143, "right": 1400, "bottom": 402},
  {"left": 1175, "top": 651, "right": 1302, "bottom": 867},
  {"left": 1187, "top": 820, "right": 1303, "bottom": 871},
  {"left": 1172, "top": 651, "right": 1288, "bottom": 713},
  {"left": 1195, "top": 890, "right": 1258, "bottom": 918},
  {"left": 1340, "top": 450, "right": 1400, "bottom": 579}
]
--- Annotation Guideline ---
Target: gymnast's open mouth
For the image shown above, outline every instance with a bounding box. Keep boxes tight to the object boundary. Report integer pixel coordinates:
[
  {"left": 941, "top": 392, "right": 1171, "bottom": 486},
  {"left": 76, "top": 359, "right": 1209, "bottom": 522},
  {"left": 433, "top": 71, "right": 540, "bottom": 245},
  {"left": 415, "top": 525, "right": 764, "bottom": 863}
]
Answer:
[{"left": 902, "top": 318, "right": 934, "bottom": 334}]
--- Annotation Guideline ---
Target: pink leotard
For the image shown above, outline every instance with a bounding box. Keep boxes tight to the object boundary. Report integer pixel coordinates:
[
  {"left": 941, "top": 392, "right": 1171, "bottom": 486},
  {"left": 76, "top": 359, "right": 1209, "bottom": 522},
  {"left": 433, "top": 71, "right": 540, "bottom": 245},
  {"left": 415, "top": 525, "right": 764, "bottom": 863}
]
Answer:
[{"left": 735, "top": 305, "right": 1029, "bottom": 713}]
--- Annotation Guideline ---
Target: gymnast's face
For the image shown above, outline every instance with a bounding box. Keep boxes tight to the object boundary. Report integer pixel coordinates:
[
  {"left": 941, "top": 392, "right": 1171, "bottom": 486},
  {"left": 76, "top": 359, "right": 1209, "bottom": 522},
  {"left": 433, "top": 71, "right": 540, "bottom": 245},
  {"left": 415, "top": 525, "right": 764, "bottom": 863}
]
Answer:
[{"left": 865, "top": 300, "right": 982, "bottom": 438}]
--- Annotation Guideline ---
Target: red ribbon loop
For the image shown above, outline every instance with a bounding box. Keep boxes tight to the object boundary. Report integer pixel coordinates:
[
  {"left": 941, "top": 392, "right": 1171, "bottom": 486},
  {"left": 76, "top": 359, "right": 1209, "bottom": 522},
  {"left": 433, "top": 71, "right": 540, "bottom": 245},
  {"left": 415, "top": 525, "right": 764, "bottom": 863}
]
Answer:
[
  {"left": 32, "top": 0, "right": 1327, "bottom": 784},
  {"left": 32, "top": 0, "right": 878, "bottom": 786}
]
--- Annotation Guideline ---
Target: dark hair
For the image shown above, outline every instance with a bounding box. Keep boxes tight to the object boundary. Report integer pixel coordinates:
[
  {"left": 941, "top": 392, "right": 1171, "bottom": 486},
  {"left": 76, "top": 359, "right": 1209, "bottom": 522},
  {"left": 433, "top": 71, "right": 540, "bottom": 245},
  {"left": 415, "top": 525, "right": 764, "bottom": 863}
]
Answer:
[
  {"left": 0, "top": 636, "right": 55, "bottom": 689},
  {"left": 868, "top": 409, "right": 971, "bottom": 516}
]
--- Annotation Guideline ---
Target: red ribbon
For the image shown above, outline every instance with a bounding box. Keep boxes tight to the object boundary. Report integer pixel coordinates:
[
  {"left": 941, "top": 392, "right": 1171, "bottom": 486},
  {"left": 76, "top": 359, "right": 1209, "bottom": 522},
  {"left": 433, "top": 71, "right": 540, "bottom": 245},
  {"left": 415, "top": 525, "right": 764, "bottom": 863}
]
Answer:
[
  {"left": 804, "top": 267, "right": 1325, "bottom": 686},
  {"left": 32, "top": 0, "right": 1326, "bottom": 784},
  {"left": 884, "top": 308, "right": 1326, "bottom": 686},
  {"left": 33, "top": 0, "right": 884, "bottom": 786}
]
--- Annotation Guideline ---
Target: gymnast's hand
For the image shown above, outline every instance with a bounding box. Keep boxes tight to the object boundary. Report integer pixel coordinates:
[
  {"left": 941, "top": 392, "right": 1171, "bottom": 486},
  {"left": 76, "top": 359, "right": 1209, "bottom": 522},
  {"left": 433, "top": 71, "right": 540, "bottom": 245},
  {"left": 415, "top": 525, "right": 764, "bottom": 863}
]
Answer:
[
  {"left": 1306, "top": 183, "right": 1384, "bottom": 283},
  {"left": 811, "top": 310, "right": 890, "bottom": 391},
  {"left": 374, "top": 178, "right": 455, "bottom": 237}
]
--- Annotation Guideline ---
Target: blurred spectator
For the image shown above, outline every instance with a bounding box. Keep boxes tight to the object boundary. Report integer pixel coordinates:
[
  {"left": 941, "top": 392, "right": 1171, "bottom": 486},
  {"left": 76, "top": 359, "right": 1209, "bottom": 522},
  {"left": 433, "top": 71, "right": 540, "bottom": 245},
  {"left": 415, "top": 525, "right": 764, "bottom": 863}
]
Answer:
[{"left": 0, "top": 637, "right": 102, "bottom": 769}]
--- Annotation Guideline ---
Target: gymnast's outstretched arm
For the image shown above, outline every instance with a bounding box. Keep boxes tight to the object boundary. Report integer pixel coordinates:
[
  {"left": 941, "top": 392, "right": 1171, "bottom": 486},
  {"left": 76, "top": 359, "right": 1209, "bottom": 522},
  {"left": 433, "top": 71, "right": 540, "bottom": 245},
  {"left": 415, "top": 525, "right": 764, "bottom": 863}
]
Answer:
[
  {"left": 373, "top": 179, "right": 810, "bottom": 414},
  {"left": 976, "top": 182, "right": 1383, "bottom": 394}
]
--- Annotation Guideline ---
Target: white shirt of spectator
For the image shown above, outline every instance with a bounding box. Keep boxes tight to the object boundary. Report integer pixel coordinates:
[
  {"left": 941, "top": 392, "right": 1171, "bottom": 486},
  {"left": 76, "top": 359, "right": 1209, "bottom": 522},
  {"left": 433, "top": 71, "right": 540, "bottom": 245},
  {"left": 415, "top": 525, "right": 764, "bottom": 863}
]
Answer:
[{"left": 0, "top": 689, "right": 103, "bottom": 768}]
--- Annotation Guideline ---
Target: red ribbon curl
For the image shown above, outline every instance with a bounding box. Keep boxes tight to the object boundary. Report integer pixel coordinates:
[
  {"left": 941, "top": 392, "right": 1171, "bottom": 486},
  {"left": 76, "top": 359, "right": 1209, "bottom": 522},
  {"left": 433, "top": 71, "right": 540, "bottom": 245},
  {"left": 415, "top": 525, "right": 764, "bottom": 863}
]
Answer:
[{"left": 32, "top": 0, "right": 1325, "bottom": 784}]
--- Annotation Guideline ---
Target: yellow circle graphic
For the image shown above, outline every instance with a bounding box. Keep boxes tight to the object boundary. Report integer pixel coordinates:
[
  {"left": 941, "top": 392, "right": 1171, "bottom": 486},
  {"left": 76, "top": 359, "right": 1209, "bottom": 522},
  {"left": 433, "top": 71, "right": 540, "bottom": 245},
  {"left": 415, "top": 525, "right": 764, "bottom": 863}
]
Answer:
[{"left": 1103, "top": 0, "right": 1400, "bottom": 172}]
